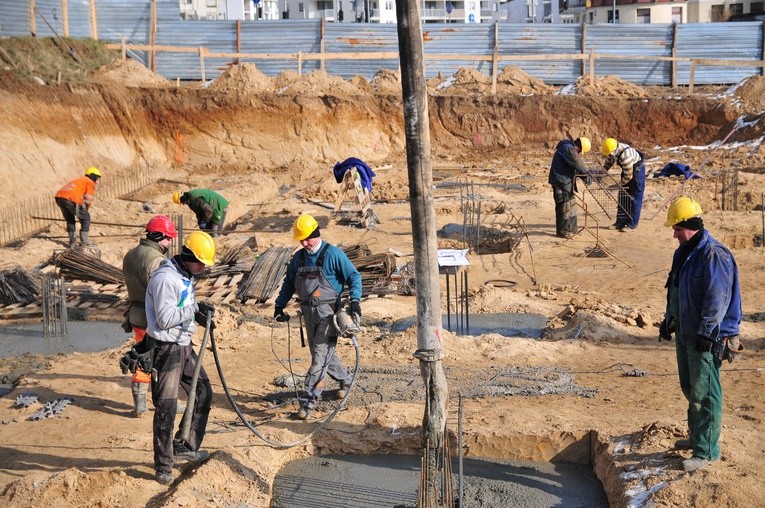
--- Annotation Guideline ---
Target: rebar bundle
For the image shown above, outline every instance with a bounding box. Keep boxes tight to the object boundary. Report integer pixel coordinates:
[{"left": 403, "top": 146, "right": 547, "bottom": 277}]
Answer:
[
  {"left": 237, "top": 247, "right": 293, "bottom": 304},
  {"left": 201, "top": 238, "right": 258, "bottom": 279},
  {"left": 0, "top": 266, "right": 40, "bottom": 305},
  {"left": 54, "top": 250, "right": 124, "bottom": 285}
]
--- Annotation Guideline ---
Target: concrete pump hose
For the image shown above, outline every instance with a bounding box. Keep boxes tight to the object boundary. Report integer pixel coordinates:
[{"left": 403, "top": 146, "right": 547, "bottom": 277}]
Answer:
[
  {"left": 210, "top": 321, "right": 361, "bottom": 449},
  {"left": 179, "top": 310, "right": 212, "bottom": 444}
]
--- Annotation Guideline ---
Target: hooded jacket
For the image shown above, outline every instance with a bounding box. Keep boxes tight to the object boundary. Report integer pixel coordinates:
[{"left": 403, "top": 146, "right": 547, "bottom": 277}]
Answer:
[
  {"left": 548, "top": 139, "right": 589, "bottom": 194},
  {"left": 145, "top": 257, "right": 198, "bottom": 346}
]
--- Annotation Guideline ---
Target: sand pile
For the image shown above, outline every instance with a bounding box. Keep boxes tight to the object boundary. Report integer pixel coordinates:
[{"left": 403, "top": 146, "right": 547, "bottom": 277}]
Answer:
[
  {"left": 731, "top": 76, "right": 765, "bottom": 113},
  {"left": 435, "top": 67, "right": 492, "bottom": 95},
  {"left": 276, "top": 69, "right": 361, "bottom": 96},
  {"left": 273, "top": 69, "right": 301, "bottom": 91},
  {"left": 89, "top": 59, "right": 172, "bottom": 88},
  {"left": 371, "top": 69, "right": 401, "bottom": 95},
  {"left": 564, "top": 75, "right": 647, "bottom": 98},
  {"left": 207, "top": 63, "right": 273, "bottom": 95},
  {"left": 496, "top": 65, "right": 553, "bottom": 94}
]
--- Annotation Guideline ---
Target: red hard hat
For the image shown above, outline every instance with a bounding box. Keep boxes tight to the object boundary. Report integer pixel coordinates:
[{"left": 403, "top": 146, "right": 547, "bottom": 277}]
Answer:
[{"left": 145, "top": 215, "right": 178, "bottom": 239}]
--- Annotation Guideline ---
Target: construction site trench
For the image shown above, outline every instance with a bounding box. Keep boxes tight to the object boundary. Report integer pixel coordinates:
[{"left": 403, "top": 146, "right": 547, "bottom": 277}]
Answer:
[{"left": 1, "top": 49, "right": 765, "bottom": 508}]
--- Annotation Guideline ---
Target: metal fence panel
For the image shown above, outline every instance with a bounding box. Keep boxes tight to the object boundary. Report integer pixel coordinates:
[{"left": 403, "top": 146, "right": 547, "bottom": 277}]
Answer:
[
  {"left": 586, "top": 24, "right": 673, "bottom": 85},
  {"left": 498, "top": 24, "right": 582, "bottom": 85},
  {"left": 676, "top": 22, "right": 763, "bottom": 85},
  {"left": 422, "top": 23, "right": 494, "bottom": 78},
  {"left": 325, "top": 23, "right": 399, "bottom": 79},
  {"left": 240, "top": 20, "right": 322, "bottom": 76},
  {"left": 0, "top": 2, "right": 30, "bottom": 36}
]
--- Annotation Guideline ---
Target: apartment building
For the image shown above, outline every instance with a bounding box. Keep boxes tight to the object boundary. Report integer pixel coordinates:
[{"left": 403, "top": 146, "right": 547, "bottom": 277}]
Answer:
[{"left": 586, "top": 0, "right": 764, "bottom": 23}]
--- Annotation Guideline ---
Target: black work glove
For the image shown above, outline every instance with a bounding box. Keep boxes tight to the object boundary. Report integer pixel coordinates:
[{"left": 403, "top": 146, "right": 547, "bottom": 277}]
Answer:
[
  {"left": 350, "top": 300, "right": 362, "bottom": 318},
  {"left": 194, "top": 311, "right": 216, "bottom": 329},
  {"left": 695, "top": 335, "right": 714, "bottom": 353},
  {"left": 659, "top": 319, "right": 674, "bottom": 342},
  {"left": 197, "top": 302, "right": 215, "bottom": 318},
  {"left": 274, "top": 306, "right": 290, "bottom": 322}
]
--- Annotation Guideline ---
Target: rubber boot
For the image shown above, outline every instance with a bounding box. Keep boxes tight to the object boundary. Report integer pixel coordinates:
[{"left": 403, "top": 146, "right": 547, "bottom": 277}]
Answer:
[
  {"left": 67, "top": 230, "right": 77, "bottom": 249},
  {"left": 80, "top": 229, "right": 94, "bottom": 247},
  {"left": 131, "top": 382, "right": 148, "bottom": 417}
]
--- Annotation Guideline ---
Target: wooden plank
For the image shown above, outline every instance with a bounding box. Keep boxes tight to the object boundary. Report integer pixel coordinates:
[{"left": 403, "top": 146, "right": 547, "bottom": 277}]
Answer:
[{"left": 213, "top": 275, "right": 229, "bottom": 288}]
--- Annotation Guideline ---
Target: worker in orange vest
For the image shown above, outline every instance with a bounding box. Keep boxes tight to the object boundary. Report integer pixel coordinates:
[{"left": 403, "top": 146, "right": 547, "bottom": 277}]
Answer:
[{"left": 54, "top": 167, "right": 101, "bottom": 248}]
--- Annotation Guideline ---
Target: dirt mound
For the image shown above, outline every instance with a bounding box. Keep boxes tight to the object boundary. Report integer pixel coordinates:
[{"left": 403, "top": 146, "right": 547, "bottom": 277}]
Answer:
[
  {"left": 496, "top": 65, "right": 553, "bottom": 94},
  {"left": 371, "top": 69, "right": 401, "bottom": 95},
  {"left": 89, "top": 58, "right": 172, "bottom": 88},
  {"left": 730, "top": 76, "right": 765, "bottom": 113},
  {"left": 273, "top": 69, "right": 301, "bottom": 91},
  {"left": 435, "top": 67, "right": 492, "bottom": 95},
  {"left": 563, "top": 75, "right": 647, "bottom": 98},
  {"left": 348, "top": 75, "right": 372, "bottom": 94},
  {"left": 207, "top": 63, "right": 273, "bottom": 95},
  {"left": 276, "top": 70, "right": 361, "bottom": 96}
]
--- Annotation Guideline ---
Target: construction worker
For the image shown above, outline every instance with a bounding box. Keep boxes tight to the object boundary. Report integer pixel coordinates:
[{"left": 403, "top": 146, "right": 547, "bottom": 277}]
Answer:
[
  {"left": 172, "top": 189, "right": 229, "bottom": 236},
  {"left": 121, "top": 215, "right": 178, "bottom": 417},
  {"left": 659, "top": 196, "right": 741, "bottom": 472},
  {"left": 145, "top": 231, "right": 216, "bottom": 485},
  {"left": 273, "top": 214, "right": 362, "bottom": 420},
  {"left": 548, "top": 137, "right": 592, "bottom": 239},
  {"left": 54, "top": 167, "right": 101, "bottom": 248},
  {"left": 601, "top": 137, "right": 646, "bottom": 231}
]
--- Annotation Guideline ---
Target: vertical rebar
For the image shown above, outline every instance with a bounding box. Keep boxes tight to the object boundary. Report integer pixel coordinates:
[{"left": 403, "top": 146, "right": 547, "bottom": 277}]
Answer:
[
  {"left": 761, "top": 193, "right": 764, "bottom": 248},
  {"left": 42, "top": 275, "right": 51, "bottom": 338},
  {"left": 59, "top": 276, "right": 68, "bottom": 339},
  {"left": 458, "top": 393, "right": 464, "bottom": 507},
  {"left": 733, "top": 167, "right": 739, "bottom": 212},
  {"left": 475, "top": 200, "right": 481, "bottom": 255}
]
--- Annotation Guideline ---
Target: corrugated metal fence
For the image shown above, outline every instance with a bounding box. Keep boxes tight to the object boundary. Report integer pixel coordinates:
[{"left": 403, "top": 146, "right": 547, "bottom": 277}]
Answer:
[{"left": 0, "top": 1, "right": 763, "bottom": 84}]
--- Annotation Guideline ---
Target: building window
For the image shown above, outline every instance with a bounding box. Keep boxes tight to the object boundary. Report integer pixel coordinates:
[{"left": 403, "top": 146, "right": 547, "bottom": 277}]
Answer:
[
  {"left": 206, "top": 0, "right": 216, "bottom": 7},
  {"left": 589, "top": 11, "right": 595, "bottom": 22},
  {"left": 385, "top": 1, "right": 393, "bottom": 9},
  {"left": 607, "top": 9, "right": 619, "bottom": 22},
  {"left": 710, "top": 4, "right": 724, "bottom": 21},
  {"left": 729, "top": 3, "right": 743, "bottom": 15},
  {"left": 299, "top": 3, "right": 304, "bottom": 12},
  {"left": 752, "top": 2, "right": 764, "bottom": 12},
  {"left": 317, "top": 1, "right": 332, "bottom": 9},
  {"left": 671, "top": 6, "right": 682, "bottom": 22},
  {"left": 636, "top": 8, "right": 650, "bottom": 23}
]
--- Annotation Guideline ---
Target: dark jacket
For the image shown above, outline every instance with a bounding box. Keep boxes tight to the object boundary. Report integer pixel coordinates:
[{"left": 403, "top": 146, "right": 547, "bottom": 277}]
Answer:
[
  {"left": 548, "top": 140, "right": 590, "bottom": 194},
  {"left": 187, "top": 189, "right": 229, "bottom": 225},
  {"left": 122, "top": 238, "right": 168, "bottom": 329}
]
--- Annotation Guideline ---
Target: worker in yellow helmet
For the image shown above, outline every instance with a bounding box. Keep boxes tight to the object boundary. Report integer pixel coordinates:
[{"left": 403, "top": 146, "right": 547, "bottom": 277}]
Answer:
[
  {"left": 659, "top": 196, "right": 742, "bottom": 472},
  {"left": 601, "top": 137, "right": 646, "bottom": 231},
  {"left": 274, "top": 214, "right": 362, "bottom": 420},
  {"left": 145, "top": 230, "right": 216, "bottom": 485},
  {"left": 548, "top": 137, "right": 593, "bottom": 239},
  {"left": 54, "top": 167, "right": 102, "bottom": 248}
]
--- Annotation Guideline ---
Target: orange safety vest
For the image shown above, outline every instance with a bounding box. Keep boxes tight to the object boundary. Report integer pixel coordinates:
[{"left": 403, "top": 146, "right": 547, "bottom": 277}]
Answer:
[{"left": 55, "top": 176, "right": 96, "bottom": 206}]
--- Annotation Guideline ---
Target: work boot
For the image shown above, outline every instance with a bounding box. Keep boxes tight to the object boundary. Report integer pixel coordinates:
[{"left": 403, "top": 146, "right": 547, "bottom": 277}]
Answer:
[
  {"left": 682, "top": 457, "right": 711, "bottom": 472},
  {"left": 296, "top": 407, "right": 311, "bottom": 420},
  {"left": 131, "top": 382, "right": 148, "bottom": 417},
  {"left": 79, "top": 230, "right": 95, "bottom": 246},
  {"left": 155, "top": 471, "right": 174, "bottom": 485},
  {"left": 173, "top": 441, "right": 210, "bottom": 461},
  {"left": 674, "top": 438, "right": 692, "bottom": 450},
  {"left": 67, "top": 230, "right": 77, "bottom": 248}
]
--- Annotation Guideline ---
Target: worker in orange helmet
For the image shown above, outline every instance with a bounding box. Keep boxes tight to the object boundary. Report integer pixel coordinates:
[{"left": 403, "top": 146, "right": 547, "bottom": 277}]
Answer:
[
  {"left": 54, "top": 167, "right": 101, "bottom": 248},
  {"left": 121, "top": 215, "right": 178, "bottom": 417}
]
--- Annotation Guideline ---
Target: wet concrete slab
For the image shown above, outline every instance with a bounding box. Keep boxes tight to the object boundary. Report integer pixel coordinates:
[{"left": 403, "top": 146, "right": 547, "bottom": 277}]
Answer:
[
  {"left": 0, "top": 321, "right": 127, "bottom": 358},
  {"left": 272, "top": 454, "right": 608, "bottom": 508},
  {"left": 391, "top": 312, "right": 548, "bottom": 338}
]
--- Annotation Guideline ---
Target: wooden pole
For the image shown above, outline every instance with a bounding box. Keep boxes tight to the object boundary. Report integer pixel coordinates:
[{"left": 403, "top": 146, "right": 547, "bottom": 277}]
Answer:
[
  {"left": 61, "top": 0, "right": 69, "bottom": 37},
  {"left": 689, "top": 60, "right": 696, "bottom": 94},
  {"left": 320, "top": 17, "right": 325, "bottom": 72},
  {"left": 199, "top": 46, "right": 206, "bottom": 83},
  {"left": 30, "top": 0, "right": 36, "bottom": 35},
  {"left": 121, "top": 36, "right": 126, "bottom": 61},
  {"left": 236, "top": 20, "right": 241, "bottom": 65},
  {"left": 589, "top": 47, "right": 595, "bottom": 86},
  {"left": 395, "top": 0, "right": 447, "bottom": 504},
  {"left": 298, "top": 50, "right": 303, "bottom": 74},
  {"left": 762, "top": 21, "right": 765, "bottom": 77},
  {"left": 491, "top": 21, "right": 498, "bottom": 95},
  {"left": 150, "top": 0, "right": 157, "bottom": 71},
  {"left": 90, "top": 0, "right": 97, "bottom": 40},
  {"left": 671, "top": 22, "right": 678, "bottom": 88},
  {"left": 580, "top": 23, "right": 586, "bottom": 78}
]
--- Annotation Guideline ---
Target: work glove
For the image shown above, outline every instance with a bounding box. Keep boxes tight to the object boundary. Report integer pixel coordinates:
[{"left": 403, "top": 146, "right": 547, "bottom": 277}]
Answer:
[
  {"left": 197, "top": 302, "right": 215, "bottom": 318},
  {"left": 274, "top": 306, "right": 290, "bottom": 323},
  {"left": 194, "top": 302, "right": 216, "bottom": 329},
  {"left": 584, "top": 175, "right": 593, "bottom": 186},
  {"left": 659, "top": 319, "right": 674, "bottom": 342},
  {"left": 350, "top": 300, "right": 362, "bottom": 319},
  {"left": 198, "top": 222, "right": 207, "bottom": 229},
  {"left": 695, "top": 335, "right": 714, "bottom": 353}
]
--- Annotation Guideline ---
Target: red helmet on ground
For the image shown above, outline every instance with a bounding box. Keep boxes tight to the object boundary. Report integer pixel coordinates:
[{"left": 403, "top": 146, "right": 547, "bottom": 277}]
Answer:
[{"left": 145, "top": 215, "right": 178, "bottom": 239}]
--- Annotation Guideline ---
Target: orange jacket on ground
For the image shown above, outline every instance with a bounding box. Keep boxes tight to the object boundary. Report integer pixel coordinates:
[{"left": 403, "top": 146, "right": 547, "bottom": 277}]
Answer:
[{"left": 55, "top": 176, "right": 96, "bottom": 207}]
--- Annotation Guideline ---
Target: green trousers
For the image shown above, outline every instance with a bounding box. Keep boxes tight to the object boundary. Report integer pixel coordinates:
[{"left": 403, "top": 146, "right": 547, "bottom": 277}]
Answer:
[{"left": 675, "top": 338, "right": 723, "bottom": 460}]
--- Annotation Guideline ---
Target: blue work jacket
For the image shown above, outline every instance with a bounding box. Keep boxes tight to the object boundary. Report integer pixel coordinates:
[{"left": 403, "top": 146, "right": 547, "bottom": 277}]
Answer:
[{"left": 666, "top": 230, "right": 741, "bottom": 344}]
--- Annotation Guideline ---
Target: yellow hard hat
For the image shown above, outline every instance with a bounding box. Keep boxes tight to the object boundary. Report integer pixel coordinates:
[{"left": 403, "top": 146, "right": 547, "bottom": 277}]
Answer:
[
  {"left": 665, "top": 196, "right": 703, "bottom": 227},
  {"left": 578, "top": 137, "right": 591, "bottom": 154},
  {"left": 183, "top": 231, "right": 216, "bottom": 266},
  {"left": 172, "top": 191, "right": 183, "bottom": 205},
  {"left": 85, "top": 167, "right": 101, "bottom": 177},
  {"left": 293, "top": 214, "right": 319, "bottom": 241},
  {"left": 601, "top": 138, "right": 618, "bottom": 156}
]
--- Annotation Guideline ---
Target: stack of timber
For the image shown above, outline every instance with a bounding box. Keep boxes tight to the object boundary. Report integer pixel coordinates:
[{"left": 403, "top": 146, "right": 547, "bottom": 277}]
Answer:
[
  {"left": 201, "top": 238, "right": 258, "bottom": 279},
  {"left": 54, "top": 250, "right": 124, "bottom": 285},
  {"left": 237, "top": 247, "right": 293, "bottom": 304},
  {"left": 341, "top": 244, "right": 399, "bottom": 297},
  {"left": 0, "top": 266, "right": 40, "bottom": 305}
]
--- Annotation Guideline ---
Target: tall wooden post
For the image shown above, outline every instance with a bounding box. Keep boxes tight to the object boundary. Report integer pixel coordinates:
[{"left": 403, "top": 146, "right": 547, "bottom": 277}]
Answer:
[{"left": 395, "top": 1, "right": 448, "bottom": 505}]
